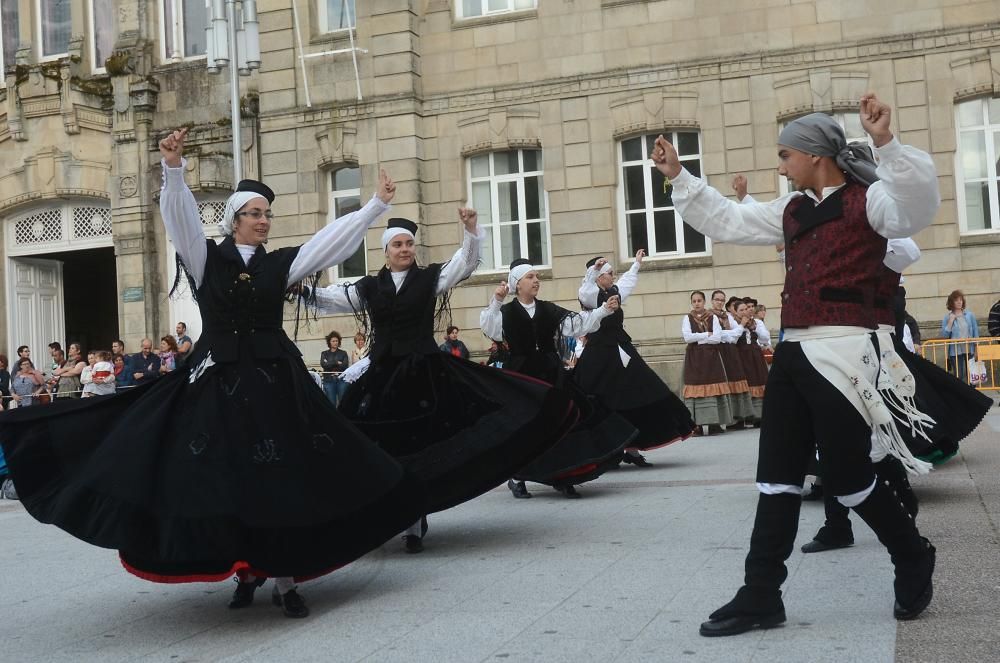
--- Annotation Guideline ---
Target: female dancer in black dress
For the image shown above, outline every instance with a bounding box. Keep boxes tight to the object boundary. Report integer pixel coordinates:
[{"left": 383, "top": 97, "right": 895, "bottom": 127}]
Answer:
[
  {"left": 575, "top": 252, "right": 696, "bottom": 465},
  {"left": 480, "top": 259, "right": 636, "bottom": 498},
  {"left": 307, "top": 215, "right": 578, "bottom": 550},
  {"left": 0, "top": 129, "right": 426, "bottom": 618}
]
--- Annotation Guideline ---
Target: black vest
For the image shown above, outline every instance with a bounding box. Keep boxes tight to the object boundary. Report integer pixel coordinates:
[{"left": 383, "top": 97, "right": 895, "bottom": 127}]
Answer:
[
  {"left": 355, "top": 265, "right": 442, "bottom": 362},
  {"left": 190, "top": 237, "right": 302, "bottom": 364},
  {"left": 500, "top": 299, "right": 568, "bottom": 381},
  {"left": 586, "top": 285, "right": 631, "bottom": 347}
]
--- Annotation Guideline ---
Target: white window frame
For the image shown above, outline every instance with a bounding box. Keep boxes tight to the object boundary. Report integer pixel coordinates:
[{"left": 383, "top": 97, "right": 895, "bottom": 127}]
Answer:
[
  {"left": 615, "top": 132, "right": 711, "bottom": 261},
  {"left": 36, "top": 0, "right": 71, "bottom": 62},
  {"left": 317, "top": 0, "right": 356, "bottom": 35},
  {"left": 954, "top": 97, "right": 1000, "bottom": 236},
  {"left": 87, "top": 0, "right": 113, "bottom": 74},
  {"left": 159, "top": 0, "right": 207, "bottom": 63},
  {"left": 456, "top": 0, "right": 537, "bottom": 21},
  {"left": 778, "top": 111, "right": 873, "bottom": 195},
  {"left": 467, "top": 149, "right": 551, "bottom": 274},
  {"left": 327, "top": 166, "right": 367, "bottom": 283}
]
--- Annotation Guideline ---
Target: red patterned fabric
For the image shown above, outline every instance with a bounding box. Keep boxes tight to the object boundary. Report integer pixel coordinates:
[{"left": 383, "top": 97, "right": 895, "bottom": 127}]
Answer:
[
  {"left": 780, "top": 182, "right": 887, "bottom": 329},
  {"left": 875, "top": 264, "right": 900, "bottom": 327}
]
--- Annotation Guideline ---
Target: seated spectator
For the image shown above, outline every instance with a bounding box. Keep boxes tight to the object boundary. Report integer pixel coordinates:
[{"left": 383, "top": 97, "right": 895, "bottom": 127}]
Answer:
[
  {"left": 10, "top": 358, "right": 45, "bottom": 407},
  {"left": 439, "top": 325, "right": 470, "bottom": 360},
  {"left": 132, "top": 338, "right": 160, "bottom": 385},
  {"left": 83, "top": 350, "right": 116, "bottom": 397},
  {"left": 159, "top": 335, "right": 179, "bottom": 374}
]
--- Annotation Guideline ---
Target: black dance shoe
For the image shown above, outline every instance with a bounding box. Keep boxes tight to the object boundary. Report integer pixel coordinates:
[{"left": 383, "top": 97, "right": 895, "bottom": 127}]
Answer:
[
  {"left": 621, "top": 452, "right": 652, "bottom": 467},
  {"left": 555, "top": 484, "right": 582, "bottom": 499},
  {"left": 228, "top": 577, "right": 266, "bottom": 609},
  {"left": 508, "top": 479, "right": 532, "bottom": 499},
  {"left": 801, "top": 538, "right": 853, "bottom": 554},
  {"left": 707, "top": 424, "right": 725, "bottom": 435},
  {"left": 893, "top": 538, "right": 935, "bottom": 620},
  {"left": 727, "top": 421, "right": 746, "bottom": 431},
  {"left": 272, "top": 587, "right": 310, "bottom": 618},
  {"left": 700, "top": 586, "right": 786, "bottom": 637},
  {"left": 403, "top": 535, "right": 424, "bottom": 554}
]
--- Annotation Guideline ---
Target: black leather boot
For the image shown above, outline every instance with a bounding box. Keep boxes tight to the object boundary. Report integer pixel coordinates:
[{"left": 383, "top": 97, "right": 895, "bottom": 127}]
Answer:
[
  {"left": 802, "top": 491, "right": 854, "bottom": 553},
  {"left": 272, "top": 586, "right": 310, "bottom": 618},
  {"left": 851, "top": 481, "right": 934, "bottom": 620},
  {"left": 700, "top": 493, "right": 799, "bottom": 636},
  {"left": 508, "top": 479, "right": 532, "bottom": 499},
  {"left": 228, "top": 576, "right": 265, "bottom": 609}
]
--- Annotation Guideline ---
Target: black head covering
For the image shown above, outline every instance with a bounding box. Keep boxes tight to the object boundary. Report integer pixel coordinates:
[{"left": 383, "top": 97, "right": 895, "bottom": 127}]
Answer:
[
  {"left": 236, "top": 179, "right": 275, "bottom": 204},
  {"left": 585, "top": 256, "right": 605, "bottom": 269},
  {"left": 508, "top": 258, "right": 531, "bottom": 271},
  {"left": 387, "top": 218, "right": 419, "bottom": 235}
]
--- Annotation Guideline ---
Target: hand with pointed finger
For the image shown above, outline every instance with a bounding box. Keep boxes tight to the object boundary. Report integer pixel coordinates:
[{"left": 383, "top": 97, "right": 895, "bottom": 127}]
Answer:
[
  {"left": 604, "top": 295, "right": 621, "bottom": 312},
  {"left": 494, "top": 281, "right": 510, "bottom": 302},
  {"left": 159, "top": 128, "right": 189, "bottom": 168},
  {"left": 731, "top": 174, "right": 748, "bottom": 201},
  {"left": 377, "top": 169, "right": 396, "bottom": 204}
]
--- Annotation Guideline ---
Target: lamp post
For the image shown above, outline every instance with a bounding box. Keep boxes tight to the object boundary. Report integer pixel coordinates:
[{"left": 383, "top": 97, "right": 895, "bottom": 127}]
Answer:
[{"left": 205, "top": 0, "right": 261, "bottom": 183}]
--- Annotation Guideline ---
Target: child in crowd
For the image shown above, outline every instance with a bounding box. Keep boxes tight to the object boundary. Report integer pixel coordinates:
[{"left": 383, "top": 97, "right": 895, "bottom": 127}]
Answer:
[{"left": 82, "top": 350, "right": 116, "bottom": 397}]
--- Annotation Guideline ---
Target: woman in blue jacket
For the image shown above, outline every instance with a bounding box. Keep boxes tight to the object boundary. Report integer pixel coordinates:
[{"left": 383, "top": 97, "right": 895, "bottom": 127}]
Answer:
[{"left": 941, "top": 289, "right": 979, "bottom": 383}]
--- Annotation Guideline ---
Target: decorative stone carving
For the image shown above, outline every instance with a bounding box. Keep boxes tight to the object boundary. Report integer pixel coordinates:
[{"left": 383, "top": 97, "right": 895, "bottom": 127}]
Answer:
[
  {"left": 457, "top": 107, "right": 541, "bottom": 156},
  {"left": 610, "top": 89, "right": 699, "bottom": 139},
  {"left": 316, "top": 122, "right": 358, "bottom": 168}
]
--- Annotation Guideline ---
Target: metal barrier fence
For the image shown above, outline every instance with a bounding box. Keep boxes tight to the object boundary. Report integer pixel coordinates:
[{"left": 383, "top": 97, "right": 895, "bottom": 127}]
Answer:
[{"left": 919, "top": 337, "right": 1000, "bottom": 391}]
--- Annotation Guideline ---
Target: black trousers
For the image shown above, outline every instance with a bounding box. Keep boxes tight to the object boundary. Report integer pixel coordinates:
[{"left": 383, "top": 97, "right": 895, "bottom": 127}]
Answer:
[{"left": 757, "top": 341, "right": 876, "bottom": 497}]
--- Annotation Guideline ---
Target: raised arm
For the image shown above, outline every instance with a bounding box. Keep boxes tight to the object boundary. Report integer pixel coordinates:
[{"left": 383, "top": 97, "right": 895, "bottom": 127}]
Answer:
[
  {"left": 883, "top": 238, "right": 921, "bottom": 273},
  {"left": 436, "top": 208, "right": 485, "bottom": 295},
  {"left": 651, "top": 136, "right": 791, "bottom": 245},
  {"left": 578, "top": 262, "right": 601, "bottom": 310},
  {"left": 159, "top": 129, "right": 208, "bottom": 287},
  {"left": 615, "top": 250, "right": 644, "bottom": 302},
  {"left": 480, "top": 283, "right": 508, "bottom": 341},
  {"left": 288, "top": 169, "right": 395, "bottom": 283}
]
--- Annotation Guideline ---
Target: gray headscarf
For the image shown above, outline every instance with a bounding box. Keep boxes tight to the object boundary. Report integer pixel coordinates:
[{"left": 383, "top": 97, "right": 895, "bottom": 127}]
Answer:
[{"left": 777, "top": 113, "right": 878, "bottom": 186}]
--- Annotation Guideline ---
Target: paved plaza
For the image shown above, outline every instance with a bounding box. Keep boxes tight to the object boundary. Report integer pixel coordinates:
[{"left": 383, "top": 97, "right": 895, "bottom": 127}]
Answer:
[{"left": 2, "top": 412, "right": 998, "bottom": 662}]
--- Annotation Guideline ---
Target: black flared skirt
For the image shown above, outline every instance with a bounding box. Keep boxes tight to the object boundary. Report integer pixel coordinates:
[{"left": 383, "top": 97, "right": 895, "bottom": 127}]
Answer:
[
  {"left": 890, "top": 335, "right": 992, "bottom": 459},
  {"left": 339, "top": 352, "right": 578, "bottom": 511},
  {"left": 0, "top": 355, "right": 427, "bottom": 583},
  {"left": 574, "top": 341, "right": 696, "bottom": 450}
]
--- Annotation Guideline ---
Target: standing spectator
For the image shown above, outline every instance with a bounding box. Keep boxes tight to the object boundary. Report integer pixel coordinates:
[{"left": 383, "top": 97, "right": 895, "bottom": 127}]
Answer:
[
  {"left": 159, "top": 335, "right": 179, "bottom": 374},
  {"left": 16, "top": 346, "right": 30, "bottom": 362},
  {"left": 941, "top": 289, "right": 979, "bottom": 382},
  {"left": 48, "top": 342, "right": 63, "bottom": 374},
  {"left": 51, "top": 343, "right": 86, "bottom": 399},
  {"left": 319, "top": 331, "right": 350, "bottom": 406},
  {"left": 0, "top": 354, "right": 11, "bottom": 408},
  {"left": 438, "top": 325, "right": 470, "bottom": 360},
  {"left": 113, "top": 340, "right": 134, "bottom": 389},
  {"left": 112, "top": 353, "right": 127, "bottom": 391},
  {"left": 350, "top": 331, "right": 367, "bottom": 365},
  {"left": 80, "top": 351, "right": 97, "bottom": 395},
  {"left": 10, "top": 358, "right": 45, "bottom": 407},
  {"left": 175, "top": 322, "right": 193, "bottom": 363},
  {"left": 131, "top": 338, "right": 160, "bottom": 385},
  {"left": 83, "top": 350, "right": 116, "bottom": 397}
]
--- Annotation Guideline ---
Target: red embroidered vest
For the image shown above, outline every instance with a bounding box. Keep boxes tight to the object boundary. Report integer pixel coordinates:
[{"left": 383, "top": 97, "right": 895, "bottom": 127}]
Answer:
[{"left": 779, "top": 182, "right": 887, "bottom": 329}]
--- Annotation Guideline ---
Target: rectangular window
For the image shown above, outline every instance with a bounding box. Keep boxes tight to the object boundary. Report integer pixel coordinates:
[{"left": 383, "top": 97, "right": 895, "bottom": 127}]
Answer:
[
  {"left": 458, "top": 0, "right": 536, "bottom": 20},
  {"left": 162, "top": 0, "right": 207, "bottom": 62},
  {"left": 616, "top": 132, "right": 709, "bottom": 258},
  {"left": 1, "top": 0, "right": 19, "bottom": 83},
  {"left": 955, "top": 97, "right": 1000, "bottom": 234},
  {"left": 89, "top": 0, "right": 114, "bottom": 72},
  {"left": 467, "top": 149, "right": 550, "bottom": 272},
  {"left": 328, "top": 166, "right": 367, "bottom": 281},
  {"left": 317, "top": 0, "right": 356, "bottom": 33},
  {"left": 38, "top": 0, "right": 71, "bottom": 60}
]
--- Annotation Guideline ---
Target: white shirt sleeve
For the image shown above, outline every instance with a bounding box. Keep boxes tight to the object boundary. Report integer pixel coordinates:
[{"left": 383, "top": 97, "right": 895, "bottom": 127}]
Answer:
[
  {"left": 159, "top": 159, "right": 208, "bottom": 287},
  {"left": 288, "top": 194, "right": 391, "bottom": 284},
  {"left": 883, "top": 237, "right": 921, "bottom": 274},
  {"left": 902, "top": 323, "right": 915, "bottom": 353},
  {"left": 681, "top": 315, "right": 710, "bottom": 343},
  {"left": 720, "top": 313, "right": 744, "bottom": 343},
  {"left": 311, "top": 283, "right": 363, "bottom": 315},
  {"left": 578, "top": 266, "right": 600, "bottom": 310},
  {"left": 562, "top": 306, "right": 613, "bottom": 338},
  {"left": 480, "top": 297, "right": 505, "bottom": 341},
  {"left": 668, "top": 168, "right": 795, "bottom": 246},
  {"left": 435, "top": 226, "right": 485, "bottom": 296},
  {"left": 614, "top": 261, "right": 641, "bottom": 302},
  {"left": 865, "top": 138, "right": 940, "bottom": 240},
  {"left": 755, "top": 320, "right": 771, "bottom": 348},
  {"left": 741, "top": 194, "right": 757, "bottom": 204}
]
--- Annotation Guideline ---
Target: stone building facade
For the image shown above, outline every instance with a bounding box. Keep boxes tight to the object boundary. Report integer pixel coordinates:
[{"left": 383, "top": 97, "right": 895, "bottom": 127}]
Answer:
[{"left": 2, "top": 1, "right": 1000, "bottom": 383}]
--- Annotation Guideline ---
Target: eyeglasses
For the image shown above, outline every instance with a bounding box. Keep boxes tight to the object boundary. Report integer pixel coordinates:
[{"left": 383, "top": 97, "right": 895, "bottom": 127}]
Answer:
[{"left": 237, "top": 210, "right": 274, "bottom": 220}]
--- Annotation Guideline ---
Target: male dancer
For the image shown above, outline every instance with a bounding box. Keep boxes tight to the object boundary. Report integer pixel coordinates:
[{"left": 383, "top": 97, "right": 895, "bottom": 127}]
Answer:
[{"left": 652, "top": 94, "right": 940, "bottom": 635}]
